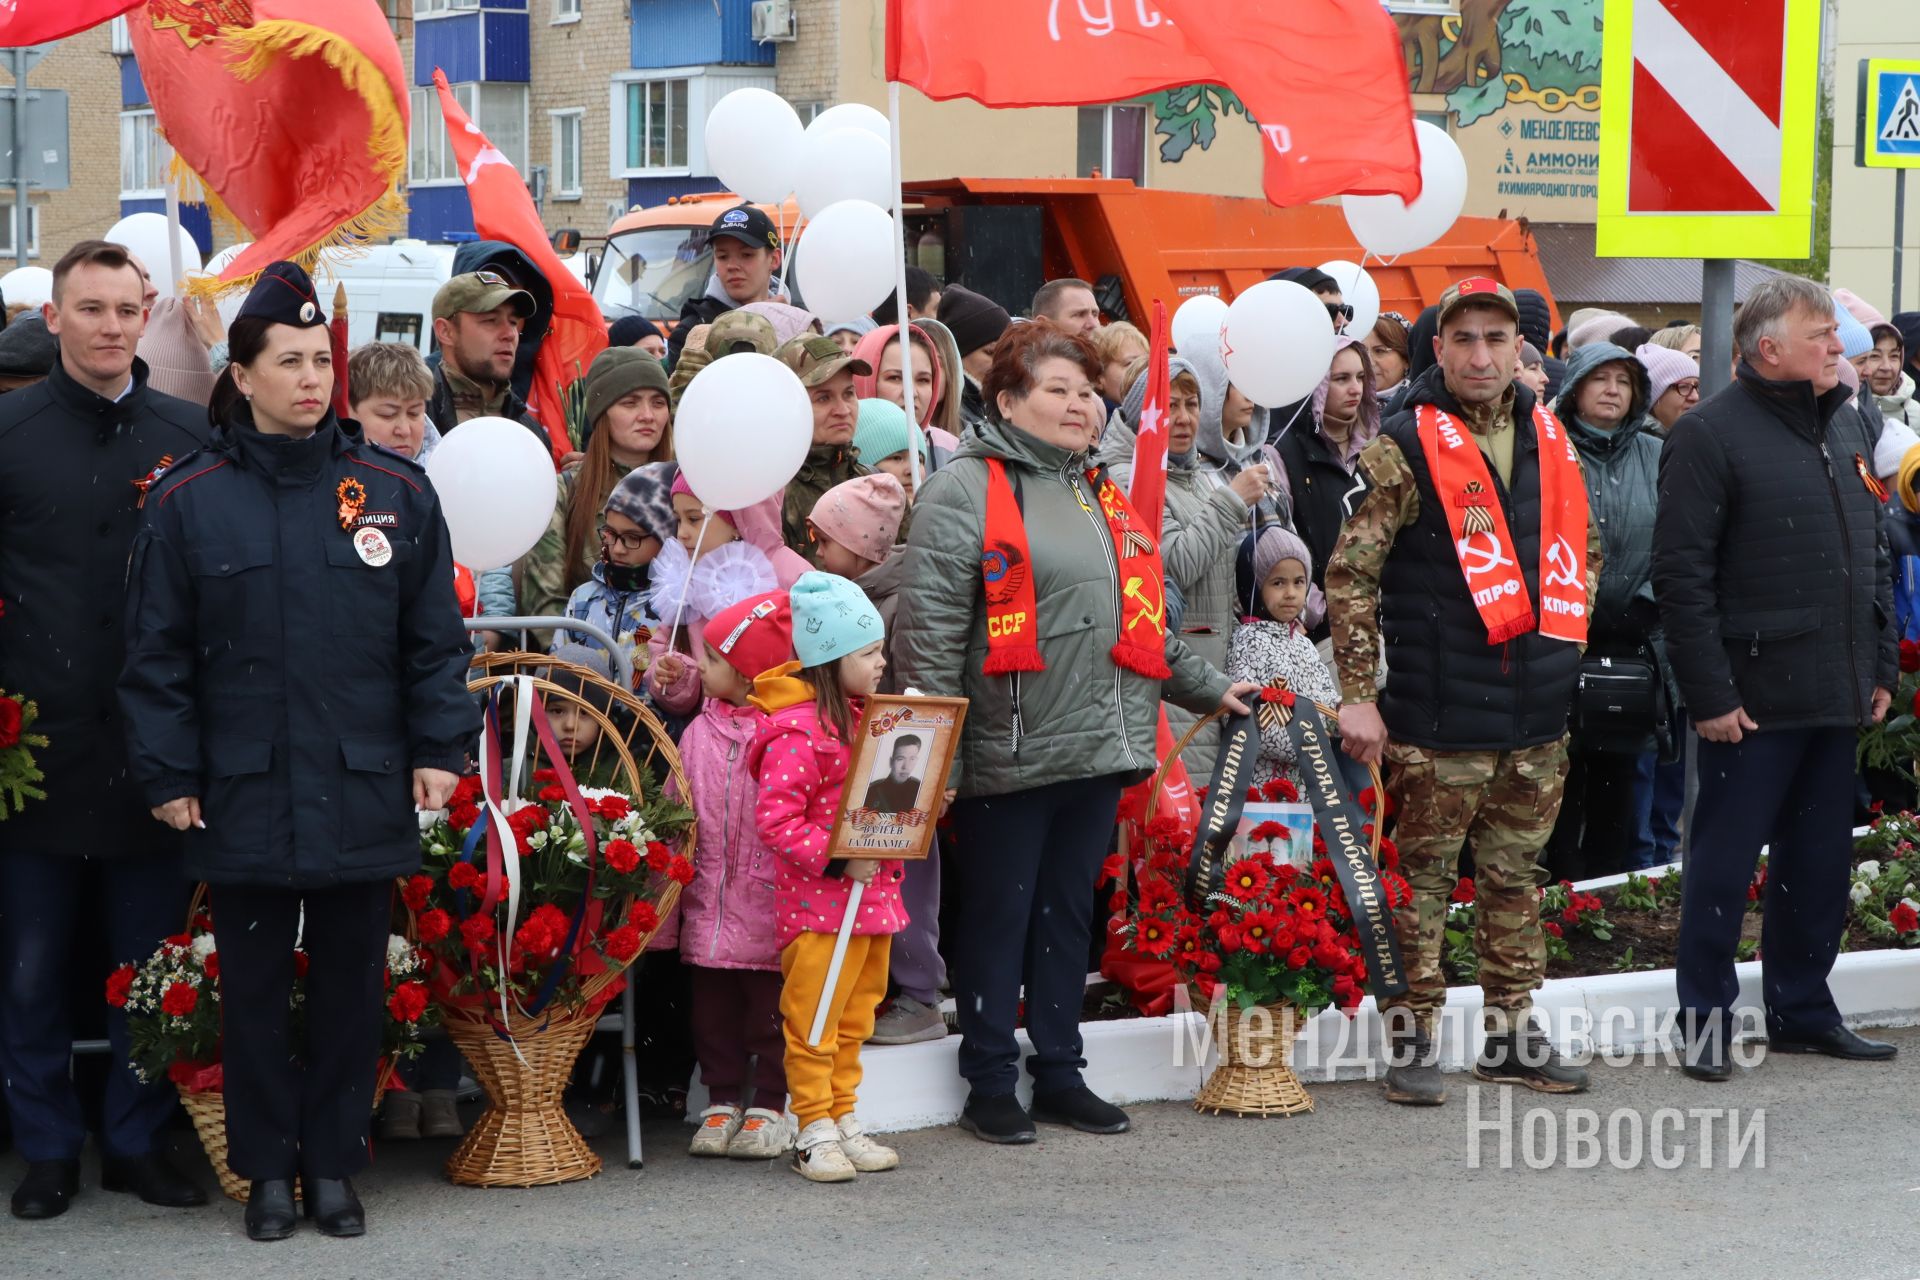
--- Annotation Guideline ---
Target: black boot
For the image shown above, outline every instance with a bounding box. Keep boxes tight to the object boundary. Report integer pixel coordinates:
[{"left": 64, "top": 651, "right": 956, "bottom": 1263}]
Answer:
[
  {"left": 1474, "top": 1028, "right": 1590, "bottom": 1094},
  {"left": 10, "top": 1160, "right": 79, "bottom": 1220},
  {"left": 244, "top": 1179, "right": 297, "bottom": 1242},
  {"left": 1384, "top": 1028, "right": 1447, "bottom": 1106},
  {"left": 958, "top": 1092, "right": 1037, "bottom": 1144},
  {"left": 1030, "top": 1085, "right": 1130, "bottom": 1134},
  {"left": 301, "top": 1175, "right": 365, "bottom": 1238},
  {"left": 101, "top": 1151, "right": 208, "bottom": 1208}
]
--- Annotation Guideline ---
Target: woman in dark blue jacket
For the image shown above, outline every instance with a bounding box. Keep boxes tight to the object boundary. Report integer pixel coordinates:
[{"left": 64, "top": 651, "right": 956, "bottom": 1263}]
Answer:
[{"left": 119, "top": 263, "right": 477, "bottom": 1242}]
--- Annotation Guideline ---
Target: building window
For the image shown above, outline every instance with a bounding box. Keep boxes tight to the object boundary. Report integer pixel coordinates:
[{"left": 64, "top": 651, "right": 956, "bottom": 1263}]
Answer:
[
  {"left": 796, "top": 102, "right": 825, "bottom": 125},
  {"left": 0, "top": 203, "right": 40, "bottom": 259},
  {"left": 384, "top": 0, "right": 411, "bottom": 37},
  {"left": 120, "top": 109, "right": 167, "bottom": 197},
  {"left": 553, "top": 0, "right": 581, "bottom": 21},
  {"left": 550, "top": 110, "right": 583, "bottom": 199},
  {"left": 110, "top": 15, "right": 133, "bottom": 54},
  {"left": 411, "top": 83, "right": 529, "bottom": 184},
  {"left": 623, "top": 78, "right": 690, "bottom": 173},
  {"left": 414, "top": 0, "right": 479, "bottom": 14},
  {"left": 1076, "top": 105, "right": 1146, "bottom": 185}
]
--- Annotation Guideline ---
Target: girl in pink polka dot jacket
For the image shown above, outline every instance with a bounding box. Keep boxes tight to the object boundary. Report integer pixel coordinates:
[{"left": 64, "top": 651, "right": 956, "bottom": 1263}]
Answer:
[{"left": 750, "top": 571, "right": 908, "bottom": 1183}]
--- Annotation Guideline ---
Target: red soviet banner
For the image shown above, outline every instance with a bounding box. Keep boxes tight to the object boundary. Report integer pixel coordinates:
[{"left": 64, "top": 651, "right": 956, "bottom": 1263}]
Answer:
[
  {"left": 886, "top": 0, "right": 1421, "bottom": 207},
  {"left": 0, "top": 0, "right": 141, "bottom": 46}
]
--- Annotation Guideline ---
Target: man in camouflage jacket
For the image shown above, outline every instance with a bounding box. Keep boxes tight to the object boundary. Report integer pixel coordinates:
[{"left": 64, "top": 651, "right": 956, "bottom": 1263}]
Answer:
[{"left": 1325, "top": 279, "right": 1602, "bottom": 1106}]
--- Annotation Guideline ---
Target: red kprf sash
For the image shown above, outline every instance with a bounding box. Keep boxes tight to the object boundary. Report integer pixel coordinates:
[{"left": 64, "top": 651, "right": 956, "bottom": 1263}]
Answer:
[
  {"left": 1414, "top": 402, "right": 1589, "bottom": 646},
  {"left": 980, "top": 458, "right": 1172, "bottom": 679}
]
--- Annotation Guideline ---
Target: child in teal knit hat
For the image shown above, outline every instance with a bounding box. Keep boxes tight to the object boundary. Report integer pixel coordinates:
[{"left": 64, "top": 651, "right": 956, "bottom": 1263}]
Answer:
[{"left": 852, "top": 398, "right": 929, "bottom": 505}]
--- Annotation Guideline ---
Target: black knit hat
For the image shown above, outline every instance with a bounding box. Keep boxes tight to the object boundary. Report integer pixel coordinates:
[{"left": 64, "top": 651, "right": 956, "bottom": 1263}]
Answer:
[
  {"left": 0, "top": 313, "right": 56, "bottom": 379},
  {"left": 609, "top": 314, "right": 663, "bottom": 348},
  {"left": 237, "top": 261, "right": 327, "bottom": 328},
  {"left": 937, "top": 284, "right": 1011, "bottom": 358}
]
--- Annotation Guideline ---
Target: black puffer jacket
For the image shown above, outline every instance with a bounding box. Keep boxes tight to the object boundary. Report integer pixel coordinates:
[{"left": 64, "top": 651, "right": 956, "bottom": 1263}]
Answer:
[
  {"left": 1653, "top": 363, "right": 1895, "bottom": 730},
  {"left": 1375, "top": 369, "right": 1583, "bottom": 751}
]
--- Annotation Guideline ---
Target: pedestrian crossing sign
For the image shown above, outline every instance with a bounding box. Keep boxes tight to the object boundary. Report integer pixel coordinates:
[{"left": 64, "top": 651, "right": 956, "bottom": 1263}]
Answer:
[{"left": 1859, "top": 59, "right": 1920, "bottom": 168}]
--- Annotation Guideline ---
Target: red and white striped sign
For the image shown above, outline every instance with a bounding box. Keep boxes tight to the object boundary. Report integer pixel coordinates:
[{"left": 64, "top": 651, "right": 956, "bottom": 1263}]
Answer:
[{"left": 1626, "top": 0, "right": 1788, "bottom": 213}]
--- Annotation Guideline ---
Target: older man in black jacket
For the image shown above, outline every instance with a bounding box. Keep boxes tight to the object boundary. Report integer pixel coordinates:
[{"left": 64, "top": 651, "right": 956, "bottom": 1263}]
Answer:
[
  {"left": 0, "top": 241, "right": 210, "bottom": 1219},
  {"left": 1655, "top": 275, "right": 1899, "bottom": 1080}
]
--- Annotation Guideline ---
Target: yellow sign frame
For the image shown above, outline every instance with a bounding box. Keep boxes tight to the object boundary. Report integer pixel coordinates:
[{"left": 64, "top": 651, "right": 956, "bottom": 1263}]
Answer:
[
  {"left": 1860, "top": 58, "right": 1920, "bottom": 170},
  {"left": 1595, "top": 0, "right": 1822, "bottom": 260}
]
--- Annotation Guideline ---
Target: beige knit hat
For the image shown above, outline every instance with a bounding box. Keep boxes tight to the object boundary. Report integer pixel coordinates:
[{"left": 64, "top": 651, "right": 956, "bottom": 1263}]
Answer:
[{"left": 137, "top": 297, "right": 218, "bottom": 406}]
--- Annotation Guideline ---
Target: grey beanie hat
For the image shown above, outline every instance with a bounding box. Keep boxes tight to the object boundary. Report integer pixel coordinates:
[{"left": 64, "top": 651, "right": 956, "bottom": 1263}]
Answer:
[
  {"left": 604, "top": 460, "right": 680, "bottom": 544},
  {"left": 1252, "top": 522, "right": 1315, "bottom": 584},
  {"left": 0, "top": 313, "right": 56, "bottom": 379},
  {"left": 584, "top": 346, "right": 670, "bottom": 429}
]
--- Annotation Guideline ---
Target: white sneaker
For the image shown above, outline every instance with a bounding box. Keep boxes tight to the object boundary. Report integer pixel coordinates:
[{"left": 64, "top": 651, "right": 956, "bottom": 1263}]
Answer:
[
  {"left": 689, "top": 1105, "right": 742, "bottom": 1157},
  {"left": 792, "top": 1118, "right": 857, "bottom": 1183},
  {"left": 834, "top": 1115, "right": 900, "bottom": 1172},
  {"left": 726, "top": 1108, "right": 790, "bottom": 1159}
]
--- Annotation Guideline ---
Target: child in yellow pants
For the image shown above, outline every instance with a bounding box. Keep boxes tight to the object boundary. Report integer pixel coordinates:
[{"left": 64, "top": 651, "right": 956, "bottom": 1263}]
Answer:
[{"left": 750, "top": 572, "right": 910, "bottom": 1182}]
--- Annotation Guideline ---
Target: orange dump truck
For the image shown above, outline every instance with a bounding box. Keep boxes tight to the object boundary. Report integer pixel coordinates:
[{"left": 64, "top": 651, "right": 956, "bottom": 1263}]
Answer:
[{"left": 588, "top": 178, "right": 1557, "bottom": 331}]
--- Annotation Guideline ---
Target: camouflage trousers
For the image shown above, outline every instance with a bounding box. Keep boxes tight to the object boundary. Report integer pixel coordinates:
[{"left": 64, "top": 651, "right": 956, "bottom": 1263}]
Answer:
[{"left": 1382, "top": 736, "right": 1570, "bottom": 1034}]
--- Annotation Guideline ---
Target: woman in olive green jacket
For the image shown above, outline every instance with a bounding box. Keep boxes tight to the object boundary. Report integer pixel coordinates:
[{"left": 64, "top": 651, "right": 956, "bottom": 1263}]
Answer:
[{"left": 897, "top": 323, "right": 1253, "bottom": 1144}]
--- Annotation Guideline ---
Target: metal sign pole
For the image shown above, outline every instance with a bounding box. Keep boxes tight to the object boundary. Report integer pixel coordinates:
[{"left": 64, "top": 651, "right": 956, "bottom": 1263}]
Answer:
[
  {"left": 1896, "top": 168, "right": 1907, "bottom": 315},
  {"left": 1699, "top": 258, "right": 1736, "bottom": 397},
  {"left": 11, "top": 49, "right": 26, "bottom": 270}
]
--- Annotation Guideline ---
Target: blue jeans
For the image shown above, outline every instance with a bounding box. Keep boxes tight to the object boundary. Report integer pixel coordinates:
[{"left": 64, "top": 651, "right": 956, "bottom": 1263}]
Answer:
[
  {"left": 1629, "top": 749, "right": 1685, "bottom": 869},
  {"left": 0, "top": 849, "right": 189, "bottom": 1161}
]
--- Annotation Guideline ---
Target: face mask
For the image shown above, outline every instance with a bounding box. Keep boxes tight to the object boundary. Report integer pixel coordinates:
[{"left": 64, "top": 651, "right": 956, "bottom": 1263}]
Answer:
[{"left": 604, "top": 561, "right": 648, "bottom": 593}]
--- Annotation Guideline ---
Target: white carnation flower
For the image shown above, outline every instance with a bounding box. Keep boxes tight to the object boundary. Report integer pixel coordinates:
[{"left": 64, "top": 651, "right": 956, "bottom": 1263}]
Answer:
[
  {"left": 418, "top": 807, "right": 448, "bottom": 833},
  {"left": 387, "top": 934, "right": 413, "bottom": 970},
  {"left": 1856, "top": 860, "right": 1882, "bottom": 881},
  {"left": 191, "top": 933, "right": 217, "bottom": 960}
]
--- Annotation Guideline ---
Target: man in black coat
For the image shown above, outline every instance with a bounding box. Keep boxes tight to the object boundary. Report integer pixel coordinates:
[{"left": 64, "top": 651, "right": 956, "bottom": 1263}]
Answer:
[
  {"left": 1655, "top": 275, "right": 1899, "bottom": 1080},
  {"left": 0, "top": 241, "right": 210, "bottom": 1219}
]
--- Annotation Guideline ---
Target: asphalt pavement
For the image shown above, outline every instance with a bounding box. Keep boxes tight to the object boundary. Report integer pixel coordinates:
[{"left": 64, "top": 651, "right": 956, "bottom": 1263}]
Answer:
[{"left": 7, "top": 1026, "right": 1919, "bottom": 1279}]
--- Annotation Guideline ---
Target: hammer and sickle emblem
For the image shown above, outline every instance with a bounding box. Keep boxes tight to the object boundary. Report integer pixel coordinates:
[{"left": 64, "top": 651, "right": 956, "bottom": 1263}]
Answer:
[
  {"left": 1122, "top": 575, "right": 1166, "bottom": 634},
  {"left": 1456, "top": 530, "right": 1514, "bottom": 577},
  {"left": 1544, "top": 536, "right": 1583, "bottom": 589}
]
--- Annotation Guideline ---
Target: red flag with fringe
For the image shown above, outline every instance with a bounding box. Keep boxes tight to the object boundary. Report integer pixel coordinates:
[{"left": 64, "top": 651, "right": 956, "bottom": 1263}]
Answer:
[
  {"left": 0, "top": 0, "right": 141, "bottom": 45},
  {"left": 128, "top": 1, "right": 409, "bottom": 289},
  {"left": 434, "top": 69, "right": 602, "bottom": 467}
]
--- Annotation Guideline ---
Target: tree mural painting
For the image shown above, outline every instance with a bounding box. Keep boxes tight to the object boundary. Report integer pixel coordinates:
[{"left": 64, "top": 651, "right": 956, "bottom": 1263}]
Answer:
[{"left": 1142, "top": 0, "right": 1602, "bottom": 165}]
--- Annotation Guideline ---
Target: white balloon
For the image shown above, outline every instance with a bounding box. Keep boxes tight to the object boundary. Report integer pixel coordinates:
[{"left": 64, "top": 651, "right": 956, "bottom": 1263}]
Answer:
[
  {"left": 198, "top": 242, "right": 255, "bottom": 327},
  {"left": 794, "top": 128, "right": 892, "bottom": 220},
  {"left": 674, "top": 353, "right": 812, "bottom": 511},
  {"left": 792, "top": 199, "right": 896, "bottom": 324},
  {"left": 1317, "top": 259, "right": 1381, "bottom": 339},
  {"left": 104, "top": 212, "right": 204, "bottom": 299},
  {"left": 0, "top": 266, "right": 52, "bottom": 308},
  {"left": 1220, "top": 280, "right": 1339, "bottom": 410},
  {"left": 424, "top": 416, "right": 559, "bottom": 572},
  {"left": 805, "top": 103, "right": 889, "bottom": 145},
  {"left": 1170, "top": 294, "right": 1229, "bottom": 363},
  {"left": 705, "top": 88, "right": 804, "bottom": 204},
  {"left": 1340, "top": 121, "right": 1468, "bottom": 259}
]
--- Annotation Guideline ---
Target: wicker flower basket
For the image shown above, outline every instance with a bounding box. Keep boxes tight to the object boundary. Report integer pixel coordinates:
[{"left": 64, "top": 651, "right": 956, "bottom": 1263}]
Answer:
[
  {"left": 438, "top": 653, "right": 690, "bottom": 1188},
  {"left": 1189, "top": 990, "right": 1314, "bottom": 1118}
]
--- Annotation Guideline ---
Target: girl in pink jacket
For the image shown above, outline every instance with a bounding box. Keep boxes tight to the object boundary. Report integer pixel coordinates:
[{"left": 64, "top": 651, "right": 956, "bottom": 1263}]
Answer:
[
  {"left": 678, "top": 591, "right": 797, "bottom": 1162},
  {"left": 645, "top": 472, "right": 810, "bottom": 716},
  {"left": 751, "top": 572, "right": 906, "bottom": 1184}
]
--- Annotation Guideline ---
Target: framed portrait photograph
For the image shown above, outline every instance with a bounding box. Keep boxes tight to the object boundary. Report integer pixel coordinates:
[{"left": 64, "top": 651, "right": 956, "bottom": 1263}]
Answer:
[
  {"left": 1237, "top": 801, "right": 1316, "bottom": 870},
  {"left": 826, "top": 694, "right": 969, "bottom": 861}
]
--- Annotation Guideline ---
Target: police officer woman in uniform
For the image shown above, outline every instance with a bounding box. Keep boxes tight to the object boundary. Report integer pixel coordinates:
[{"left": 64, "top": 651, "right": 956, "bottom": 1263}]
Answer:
[{"left": 119, "top": 263, "right": 478, "bottom": 1242}]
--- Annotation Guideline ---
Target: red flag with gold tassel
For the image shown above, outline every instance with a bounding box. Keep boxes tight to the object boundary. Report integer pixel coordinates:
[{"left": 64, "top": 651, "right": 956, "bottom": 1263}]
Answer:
[{"left": 128, "top": 0, "right": 409, "bottom": 290}]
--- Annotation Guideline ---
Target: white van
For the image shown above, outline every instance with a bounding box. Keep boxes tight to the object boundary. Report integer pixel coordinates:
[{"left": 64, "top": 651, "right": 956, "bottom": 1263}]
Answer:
[{"left": 311, "top": 240, "right": 459, "bottom": 354}]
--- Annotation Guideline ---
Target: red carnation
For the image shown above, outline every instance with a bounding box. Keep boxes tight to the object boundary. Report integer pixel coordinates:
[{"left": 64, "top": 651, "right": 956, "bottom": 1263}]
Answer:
[
  {"left": 459, "top": 914, "right": 495, "bottom": 954},
  {"left": 1891, "top": 902, "right": 1920, "bottom": 934},
  {"left": 448, "top": 801, "right": 482, "bottom": 831},
  {"left": 627, "top": 900, "right": 660, "bottom": 933},
  {"left": 605, "top": 924, "right": 643, "bottom": 962},
  {"left": 1286, "top": 945, "right": 1311, "bottom": 970},
  {"left": 667, "top": 857, "right": 696, "bottom": 886},
  {"left": 1263, "top": 777, "right": 1300, "bottom": 803},
  {"left": 402, "top": 875, "right": 434, "bottom": 912},
  {"left": 160, "top": 980, "right": 198, "bottom": 1018},
  {"left": 203, "top": 953, "right": 220, "bottom": 982},
  {"left": 451, "top": 774, "right": 484, "bottom": 805},
  {"left": 595, "top": 795, "right": 632, "bottom": 821},
  {"left": 1543, "top": 921, "right": 1564, "bottom": 938},
  {"left": 0, "top": 696, "right": 20, "bottom": 749},
  {"left": 416, "top": 908, "right": 452, "bottom": 944},
  {"left": 605, "top": 839, "right": 640, "bottom": 874},
  {"left": 506, "top": 806, "right": 546, "bottom": 845},
  {"left": 538, "top": 783, "right": 566, "bottom": 803},
  {"left": 448, "top": 861, "right": 481, "bottom": 891},
  {"left": 1107, "top": 890, "right": 1129, "bottom": 914},
  {"left": 105, "top": 965, "right": 136, "bottom": 1008},
  {"left": 1902, "top": 640, "right": 1920, "bottom": 673},
  {"left": 387, "top": 981, "right": 430, "bottom": 1023},
  {"left": 1099, "top": 852, "right": 1126, "bottom": 884},
  {"left": 646, "top": 841, "right": 672, "bottom": 873},
  {"left": 533, "top": 768, "right": 557, "bottom": 785},
  {"left": 1450, "top": 877, "right": 1476, "bottom": 904}
]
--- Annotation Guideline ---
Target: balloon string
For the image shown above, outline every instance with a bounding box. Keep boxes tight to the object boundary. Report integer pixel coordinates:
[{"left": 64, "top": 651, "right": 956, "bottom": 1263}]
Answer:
[{"left": 667, "top": 512, "right": 713, "bottom": 655}]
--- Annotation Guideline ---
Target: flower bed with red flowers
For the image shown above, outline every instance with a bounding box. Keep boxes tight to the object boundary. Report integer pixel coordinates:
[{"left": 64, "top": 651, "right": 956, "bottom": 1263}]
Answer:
[
  {"left": 1111, "top": 782, "right": 1413, "bottom": 1015},
  {"left": 111, "top": 909, "right": 436, "bottom": 1094},
  {"left": 414, "top": 771, "right": 692, "bottom": 1017},
  {"left": 0, "top": 688, "right": 48, "bottom": 819}
]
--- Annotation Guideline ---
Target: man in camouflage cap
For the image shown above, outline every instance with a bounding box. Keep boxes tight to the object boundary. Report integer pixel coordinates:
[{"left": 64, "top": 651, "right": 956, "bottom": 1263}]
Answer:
[
  {"left": 668, "top": 309, "right": 779, "bottom": 410},
  {"left": 1324, "top": 276, "right": 1602, "bottom": 1104},
  {"left": 426, "top": 269, "right": 541, "bottom": 442},
  {"left": 775, "top": 333, "right": 876, "bottom": 563}
]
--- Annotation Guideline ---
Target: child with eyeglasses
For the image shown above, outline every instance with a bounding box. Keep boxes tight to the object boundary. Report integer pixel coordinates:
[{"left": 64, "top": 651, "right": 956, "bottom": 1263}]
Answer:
[{"left": 556, "top": 461, "right": 676, "bottom": 685}]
